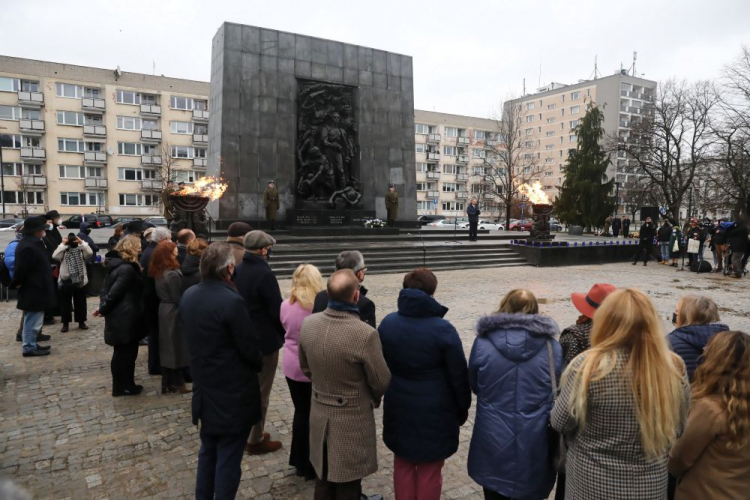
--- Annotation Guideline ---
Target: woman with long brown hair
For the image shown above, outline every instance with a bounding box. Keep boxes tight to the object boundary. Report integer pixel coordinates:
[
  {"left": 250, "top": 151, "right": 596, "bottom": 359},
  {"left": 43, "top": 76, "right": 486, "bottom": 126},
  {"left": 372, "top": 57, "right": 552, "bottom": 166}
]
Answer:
[
  {"left": 551, "top": 288, "right": 690, "bottom": 500},
  {"left": 669, "top": 331, "right": 750, "bottom": 500},
  {"left": 148, "top": 240, "right": 189, "bottom": 394}
]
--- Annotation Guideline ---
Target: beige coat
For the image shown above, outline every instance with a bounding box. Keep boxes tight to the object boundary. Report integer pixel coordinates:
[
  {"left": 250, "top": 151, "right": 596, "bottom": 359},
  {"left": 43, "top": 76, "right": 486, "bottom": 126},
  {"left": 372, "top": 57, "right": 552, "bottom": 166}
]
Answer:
[
  {"left": 298, "top": 308, "right": 391, "bottom": 483},
  {"left": 52, "top": 242, "right": 93, "bottom": 287},
  {"left": 669, "top": 396, "right": 750, "bottom": 500}
]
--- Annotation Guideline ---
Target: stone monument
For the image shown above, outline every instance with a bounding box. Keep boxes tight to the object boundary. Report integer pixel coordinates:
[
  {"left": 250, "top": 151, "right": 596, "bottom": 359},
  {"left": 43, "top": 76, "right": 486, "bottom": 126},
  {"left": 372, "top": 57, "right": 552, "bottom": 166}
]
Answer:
[{"left": 207, "top": 23, "right": 417, "bottom": 227}]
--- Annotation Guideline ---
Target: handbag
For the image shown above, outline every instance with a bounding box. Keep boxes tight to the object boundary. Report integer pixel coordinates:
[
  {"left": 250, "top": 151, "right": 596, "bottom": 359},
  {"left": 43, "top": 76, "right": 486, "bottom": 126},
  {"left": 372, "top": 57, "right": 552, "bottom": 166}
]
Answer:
[
  {"left": 58, "top": 278, "right": 78, "bottom": 292},
  {"left": 672, "top": 239, "right": 680, "bottom": 253},
  {"left": 547, "top": 340, "right": 567, "bottom": 472},
  {"left": 687, "top": 239, "right": 700, "bottom": 254}
]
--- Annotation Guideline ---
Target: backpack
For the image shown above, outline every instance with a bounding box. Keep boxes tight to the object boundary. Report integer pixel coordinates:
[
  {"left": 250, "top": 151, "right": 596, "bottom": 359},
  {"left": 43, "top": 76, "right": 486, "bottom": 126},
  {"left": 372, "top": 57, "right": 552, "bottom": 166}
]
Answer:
[
  {"left": 690, "top": 260, "right": 712, "bottom": 273},
  {"left": 0, "top": 252, "right": 10, "bottom": 287}
]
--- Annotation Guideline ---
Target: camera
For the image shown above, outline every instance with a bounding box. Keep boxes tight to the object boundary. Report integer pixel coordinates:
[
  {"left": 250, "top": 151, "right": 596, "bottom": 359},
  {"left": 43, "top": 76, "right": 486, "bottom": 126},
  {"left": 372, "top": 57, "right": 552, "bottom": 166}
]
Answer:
[{"left": 67, "top": 233, "right": 78, "bottom": 248}]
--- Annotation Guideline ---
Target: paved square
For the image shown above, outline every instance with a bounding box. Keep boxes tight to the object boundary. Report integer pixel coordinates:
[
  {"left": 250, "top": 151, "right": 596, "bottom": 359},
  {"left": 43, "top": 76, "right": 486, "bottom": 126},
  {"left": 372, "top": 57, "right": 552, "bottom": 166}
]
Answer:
[{"left": 1, "top": 263, "right": 748, "bottom": 499}]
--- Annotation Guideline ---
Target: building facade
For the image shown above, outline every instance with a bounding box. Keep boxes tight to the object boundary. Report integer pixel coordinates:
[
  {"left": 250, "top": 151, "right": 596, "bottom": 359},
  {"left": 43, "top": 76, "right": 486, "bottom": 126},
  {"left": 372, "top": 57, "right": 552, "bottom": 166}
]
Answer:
[
  {"left": 414, "top": 110, "right": 501, "bottom": 219},
  {"left": 507, "top": 72, "right": 657, "bottom": 208},
  {"left": 0, "top": 55, "right": 209, "bottom": 218}
]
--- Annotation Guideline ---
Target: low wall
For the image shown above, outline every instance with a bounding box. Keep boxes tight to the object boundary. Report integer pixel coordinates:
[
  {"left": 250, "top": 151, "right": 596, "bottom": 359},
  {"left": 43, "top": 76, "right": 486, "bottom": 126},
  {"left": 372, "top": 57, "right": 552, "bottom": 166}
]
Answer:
[{"left": 511, "top": 240, "right": 646, "bottom": 267}]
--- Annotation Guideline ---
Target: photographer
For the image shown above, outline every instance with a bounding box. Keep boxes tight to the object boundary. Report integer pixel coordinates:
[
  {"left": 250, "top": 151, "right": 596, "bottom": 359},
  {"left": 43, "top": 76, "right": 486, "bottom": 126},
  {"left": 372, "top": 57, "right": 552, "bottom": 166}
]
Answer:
[{"left": 52, "top": 233, "right": 93, "bottom": 332}]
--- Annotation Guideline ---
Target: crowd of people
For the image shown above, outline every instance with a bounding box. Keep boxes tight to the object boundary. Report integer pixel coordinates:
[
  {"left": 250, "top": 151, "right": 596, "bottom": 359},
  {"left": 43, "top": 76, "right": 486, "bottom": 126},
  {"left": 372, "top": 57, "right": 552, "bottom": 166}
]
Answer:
[{"left": 4, "top": 213, "right": 750, "bottom": 500}]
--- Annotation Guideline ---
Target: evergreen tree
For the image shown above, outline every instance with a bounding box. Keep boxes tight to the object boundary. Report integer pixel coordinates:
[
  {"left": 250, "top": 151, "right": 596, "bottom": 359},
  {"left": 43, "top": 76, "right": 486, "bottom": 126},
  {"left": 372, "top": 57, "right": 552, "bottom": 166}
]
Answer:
[{"left": 554, "top": 103, "right": 615, "bottom": 230}]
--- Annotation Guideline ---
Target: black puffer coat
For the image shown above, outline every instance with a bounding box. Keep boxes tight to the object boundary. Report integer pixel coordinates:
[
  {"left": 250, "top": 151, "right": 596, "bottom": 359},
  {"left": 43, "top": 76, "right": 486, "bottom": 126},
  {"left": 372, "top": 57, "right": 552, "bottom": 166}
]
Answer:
[
  {"left": 99, "top": 251, "right": 145, "bottom": 346},
  {"left": 11, "top": 236, "right": 57, "bottom": 312}
]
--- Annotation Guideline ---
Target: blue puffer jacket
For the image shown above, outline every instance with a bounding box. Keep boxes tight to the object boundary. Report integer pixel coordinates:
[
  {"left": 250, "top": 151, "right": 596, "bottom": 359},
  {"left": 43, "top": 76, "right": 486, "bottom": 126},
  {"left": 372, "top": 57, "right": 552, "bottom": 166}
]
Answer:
[
  {"left": 668, "top": 323, "right": 729, "bottom": 381},
  {"left": 4, "top": 239, "right": 19, "bottom": 279},
  {"left": 379, "top": 288, "right": 472, "bottom": 463},
  {"left": 468, "top": 313, "right": 561, "bottom": 500}
]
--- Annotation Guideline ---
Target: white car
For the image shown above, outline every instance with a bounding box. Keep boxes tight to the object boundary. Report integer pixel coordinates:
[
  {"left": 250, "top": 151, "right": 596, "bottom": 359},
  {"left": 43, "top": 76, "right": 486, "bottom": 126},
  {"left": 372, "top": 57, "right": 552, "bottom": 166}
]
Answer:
[
  {"left": 459, "top": 220, "right": 505, "bottom": 231},
  {"left": 426, "top": 219, "right": 458, "bottom": 228}
]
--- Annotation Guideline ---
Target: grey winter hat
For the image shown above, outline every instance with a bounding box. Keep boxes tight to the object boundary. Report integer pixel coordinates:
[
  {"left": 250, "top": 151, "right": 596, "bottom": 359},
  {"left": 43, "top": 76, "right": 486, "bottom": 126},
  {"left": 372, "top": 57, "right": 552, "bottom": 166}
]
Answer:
[{"left": 243, "top": 230, "right": 276, "bottom": 250}]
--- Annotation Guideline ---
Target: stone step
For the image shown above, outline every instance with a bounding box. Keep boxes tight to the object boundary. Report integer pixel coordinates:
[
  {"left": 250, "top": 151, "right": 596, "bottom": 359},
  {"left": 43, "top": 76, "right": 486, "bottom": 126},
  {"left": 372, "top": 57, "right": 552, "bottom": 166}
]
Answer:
[{"left": 271, "top": 260, "right": 527, "bottom": 278}]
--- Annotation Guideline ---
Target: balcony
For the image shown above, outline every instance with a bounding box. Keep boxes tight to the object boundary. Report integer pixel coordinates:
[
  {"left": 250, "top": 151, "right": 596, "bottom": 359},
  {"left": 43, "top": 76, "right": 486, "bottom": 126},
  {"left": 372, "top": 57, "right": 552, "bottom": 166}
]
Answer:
[
  {"left": 83, "top": 151, "right": 107, "bottom": 165},
  {"left": 81, "top": 98, "right": 106, "bottom": 113},
  {"left": 484, "top": 140, "right": 497, "bottom": 149},
  {"left": 193, "top": 158, "right": 208, "bottom": 168},
  {"left": 427, "top": 190, "right": 440, "bottom": 198},
  {"left": 21, "top": 175, "right": 47, "bottom": 187},
  {"left": 83, "top": 125, "right": 106, "bottom": 138},
  {"left": 141, "top": 179, "right": 162, "bottom": 191},
  {"left": 20, "top": 147, "right": 46, "bottom": 163},
  {"left": 455, "top": 191, "right": 469, "bottom": 199},
  {"left": 425, "top": 152, "right": 440, "bottom": 162},
  {"left": 141, "top": 130, "right": 162, "bottom": 143},
  {"left": 17, "top": 91, "right": 44, "bottom": 108},
  {"left": 457, "top": 155, "right": 469, "bottom": 164},
  {"left": 426, "top": 171, "right": 440, "bottom": 180},
  {"left": 140, "top": 104, "right": 162, "bottom": 116},
  {"left": 19, "top": 119, "right": 45, "bottom": 136},
  {"left": 457, "top": 137, "right": 470, "bottom": 145},
  {"left": 141, "top": 155, "right": 162, "bottom": 165},
  {"left": 193, "top": 109, "right": 209, "bottom": 122},
  {"left": 84, "top": 178, "right": 108, "bottom": 190},
  {"left": 192, "top": 133, "right": 208, "bottom": 144},
  {"left": 483, "top": 193, "right": 495, "bottom": 200},
  {"left": 457, "top": 173, "right": 469, "bottom": 181},
  {"left": 427, "top": 133, "right": 441, "bottom": 143}
]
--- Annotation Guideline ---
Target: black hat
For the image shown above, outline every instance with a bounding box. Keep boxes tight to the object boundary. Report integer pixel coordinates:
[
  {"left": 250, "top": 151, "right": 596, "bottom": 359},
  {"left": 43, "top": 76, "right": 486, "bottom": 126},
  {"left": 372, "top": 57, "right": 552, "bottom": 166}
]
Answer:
[
  {"left": 126, "top": 220, "right": 146, "bottom": 233},
  {"left": 22, "top": 216, "right": 47, "bottom": 235},
  {"left": 45, "top": 210, "right": 60, "bottom": 220}
]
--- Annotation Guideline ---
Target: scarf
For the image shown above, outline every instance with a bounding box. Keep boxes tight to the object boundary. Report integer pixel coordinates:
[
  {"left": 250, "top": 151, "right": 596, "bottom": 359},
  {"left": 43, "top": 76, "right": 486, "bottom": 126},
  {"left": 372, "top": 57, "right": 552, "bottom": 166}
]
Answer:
[
  {"left": 327, "top": 300, "right": 360, "bottom": 314},
  {"left": 65, "top": 247, "right": 86, "bottom": 286}
]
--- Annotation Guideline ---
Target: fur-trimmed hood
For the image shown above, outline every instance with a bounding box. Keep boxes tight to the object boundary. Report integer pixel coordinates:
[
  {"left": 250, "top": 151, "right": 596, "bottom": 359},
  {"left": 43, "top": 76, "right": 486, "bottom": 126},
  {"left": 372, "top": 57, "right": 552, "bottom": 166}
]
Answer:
[{"left": 476, "top": 313, "right": 559, "bottom": 362}]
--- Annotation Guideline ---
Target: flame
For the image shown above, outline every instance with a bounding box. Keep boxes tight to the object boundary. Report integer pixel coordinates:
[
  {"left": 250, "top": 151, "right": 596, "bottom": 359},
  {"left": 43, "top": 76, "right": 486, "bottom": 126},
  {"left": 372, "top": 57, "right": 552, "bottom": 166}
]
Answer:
[
  {"left": 174, "top": 176, "right": 228, "bottom": 201},
  {"left": 518, "top": 181, "right": 551, "bottom": 205}
]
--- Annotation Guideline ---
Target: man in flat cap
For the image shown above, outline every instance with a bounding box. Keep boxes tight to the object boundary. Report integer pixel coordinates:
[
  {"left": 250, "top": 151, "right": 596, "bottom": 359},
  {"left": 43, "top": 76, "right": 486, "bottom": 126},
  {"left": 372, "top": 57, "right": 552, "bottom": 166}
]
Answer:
[
  {"left": 385, "top": 184, "right": 399, "bottom": 228},
  {"left": 264, "top": 181, "right": 280, "bottom": 230},
  {"left": 233, "top": 231, "right": 285, "bottom": 455}
]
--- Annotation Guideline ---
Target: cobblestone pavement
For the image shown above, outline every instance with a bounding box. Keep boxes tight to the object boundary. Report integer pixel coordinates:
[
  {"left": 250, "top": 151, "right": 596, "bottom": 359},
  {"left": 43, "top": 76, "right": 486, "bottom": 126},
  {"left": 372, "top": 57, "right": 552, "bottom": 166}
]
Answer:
[{"left": 1, "top": 262, "right": 748, "bottom": 499}]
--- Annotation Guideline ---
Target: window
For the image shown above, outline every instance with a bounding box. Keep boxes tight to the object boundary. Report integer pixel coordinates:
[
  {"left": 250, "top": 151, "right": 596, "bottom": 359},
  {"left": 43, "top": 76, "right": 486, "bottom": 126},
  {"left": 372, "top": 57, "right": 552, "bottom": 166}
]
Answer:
[
  {"left": 170, "top": 96, "right": 194, "bottom": 110},
  {"left": 458, "top": 129, "right": 468, "bottom": 138},
  {"left": 21, "top": 109, "right": 41, "bottom": 120},
  {"left": 58, "top": 138, "right": 85, "bottom": 153},
  {"left": 525, "top": 128, "right": 534, "bottom": 136},
  {"left": 546, "top": 131, "right": 555, "bottom": 137},
  {"left": 561, "top": 94, "right": 565, "bottom": 102},
  {"left": 142, "top": 119, "right": 159, "bottom": 131},
  {"left": 547, "top": 117, "right": 556, "bottom": 123},
  {"left": 59, "top": 165, "right": 85, "bottom": 178},
  {"left": 472, "top": 149, "right": 485, "bottom": 159},
  {"left": 0, "top": 77, "right": 20, "bottom": 92},
  {"left": 473, "top": 130, "right": 486, "bottom": 140},
  {"left": 142, "top": 144, "right": 158, "bottom": 155},
  {"left": 56, "top": 111, "right": 85, "bottom": 126},
  {"left": 0, "top": 106, "right": 22, "bottom": 121},
  {"left": 473, "top": 166, "right": 486, "bottom": 176},
  {"left": 141, "top": 93, "right": 158, "bottom": 105},
  {"left": 545, "top": 144, "right": 554, "bottom": 150},
  {"left": 117, "top": 90, "right": 141, "bottom": 105},
  {"left": 19, "top": 191, "right": 44, "bottom": 205},
  {"left": 170, "top": 121, "right": 194, "bottom": 134},
  {"left": 87, "top": 167, "right": 103, "bottom": 177},
  {"left": 571, "top": 91, "right": 580, "bottom": 100},
  {"left": 570, "top": 134, "right": 578, "bottom": 142},
  {"left": 117, "top": 116, "right": 143, "bottom": 131},
  {"left": 415, "top": 143, "right": 426, "bottom": 153},
  {"left": 1, "top": 163, "right": 23, "bottom": 176},
  {"left": 84, "top": 87, "right": 102, "bottom": 99},
  {"left": 570, "top": 106, "right": 580, "bottom": 114},
  {"left": 525, "top": 115, "right": 534, "bottom": 123},
  {"left": 0, "top": 134, "right": 21, "bottom": 149},
  {"left": 444, "top": 127, "right": 458, "bottom": 137},
  {"left": 416, "top": 182, "right": 428, "bottom": 191},
  {"left": 526, "top": 102, "right": 535, "bottom": 110},
  {"left": 85, "top": 142, "right": 103, "bottom": 152},
  {"left": 118, "top": 142, "right": 142, "bottom": 156},
  {"left": 547, "top": 104, "right": 556, "bottom": 110},
  {"left": 416, "top": 201, "right": 431, "bottom": 210},
  {"left": 415, "top": 123, "right": 429, "bottom": 134},
  {"left": 84, "top": 114, "right": 103, "bottom": 126},
  {"left": 570, "top": 120, "right": 580, "bottom": 129},
  {"left": 119, "top": 194, "right": 157, "bottom": 206},
  {"left": 0, "top": 191, "right": 17, "bottom": 204},
  {"left": 545, "top": 171, "right": 554, "bottom": 176},
  {"left": 118, "top": 168, "right": 146, "bottom": 181},
  {"left": 56, "top": 83, "right": 83, "bottom": 98},
  {"left": 545, "top": 158, "right": 555, "bottom": 163},
  {"left": 173, "top": 170, "right": 204, "bottom": 183},
  {"left": 442, "top": 183, "right": 458, "bottom": 192},
  {"left": 194, "top": 99, "right": 208, "bottom": 111},
  {"left": 416, "top": 163, "right": 428, "bottom": 173},
  {"left": 171, "top": 146, "right": 194, "bottom": 159},
  {"left": 441, "top": 201, "right": 464, "bottom": 211},
  {"left": 195, "top": 147, "right": 207, "bottom": 158},
  {"left": 60, "top": 192, "right": 105, "bottom": 206},
  {"left": 443, "top": 146, "right": 457, "bottom": 156},
  {"left": 442, "top": 164, "right": 457, "bottom": 174}
]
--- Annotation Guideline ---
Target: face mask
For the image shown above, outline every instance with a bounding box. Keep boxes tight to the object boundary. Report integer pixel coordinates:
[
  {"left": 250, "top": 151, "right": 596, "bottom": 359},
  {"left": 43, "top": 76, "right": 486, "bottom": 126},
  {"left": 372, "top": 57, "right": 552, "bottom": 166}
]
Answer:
[{"left": 48, "top": 224, "right": 54, "bottom": 230}]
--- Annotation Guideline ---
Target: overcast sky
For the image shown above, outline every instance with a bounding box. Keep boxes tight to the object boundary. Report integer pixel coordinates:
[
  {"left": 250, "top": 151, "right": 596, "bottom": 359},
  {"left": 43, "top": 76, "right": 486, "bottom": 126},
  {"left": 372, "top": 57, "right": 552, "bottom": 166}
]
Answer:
[{"left": 4, "top": 0, "right": 748, "bottom": 117}]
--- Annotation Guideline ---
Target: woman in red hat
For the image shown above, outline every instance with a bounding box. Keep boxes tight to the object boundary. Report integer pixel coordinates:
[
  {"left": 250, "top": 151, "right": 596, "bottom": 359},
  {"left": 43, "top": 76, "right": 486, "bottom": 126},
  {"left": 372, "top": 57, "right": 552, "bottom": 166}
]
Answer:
[{"left": 559, "top": 283, "right": 618, "bottom": 367}]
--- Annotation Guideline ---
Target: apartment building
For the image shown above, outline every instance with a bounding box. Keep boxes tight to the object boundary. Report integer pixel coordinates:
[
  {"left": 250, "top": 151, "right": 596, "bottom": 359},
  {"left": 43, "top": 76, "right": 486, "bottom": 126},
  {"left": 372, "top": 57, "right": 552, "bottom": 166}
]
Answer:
[
  {"left": 507, "top": 72, "right": 657, "bottom": 204},
  {"left": 414, "top": 110, "right": 502, "bottom": 218},
  {"left": 0, "top": 55, "right": 209, "bottom": 218}
]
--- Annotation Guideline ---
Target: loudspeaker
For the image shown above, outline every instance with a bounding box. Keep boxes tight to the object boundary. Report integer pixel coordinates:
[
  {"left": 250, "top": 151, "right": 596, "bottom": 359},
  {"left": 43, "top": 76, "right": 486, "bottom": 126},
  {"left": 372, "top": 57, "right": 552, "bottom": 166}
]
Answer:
[{"left": 640, "top": 206, "right": 659, "bottom": 221}]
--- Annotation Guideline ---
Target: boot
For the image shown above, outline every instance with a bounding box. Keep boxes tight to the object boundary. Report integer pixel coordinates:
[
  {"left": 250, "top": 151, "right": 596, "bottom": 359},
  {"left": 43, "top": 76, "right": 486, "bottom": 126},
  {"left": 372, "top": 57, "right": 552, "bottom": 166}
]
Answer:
[{"left": 61, "top": 323, "right": 69, "bottom": 333}]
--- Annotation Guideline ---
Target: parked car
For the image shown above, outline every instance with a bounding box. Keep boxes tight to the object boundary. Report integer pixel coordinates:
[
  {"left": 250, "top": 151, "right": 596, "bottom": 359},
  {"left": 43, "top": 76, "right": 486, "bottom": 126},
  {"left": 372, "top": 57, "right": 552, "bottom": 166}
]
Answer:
[
  {"left": 417, "top": 215, "right": 446, "bottom": 226},
  {"left": 96, "top": 215, "right": 114, "bottom": 227},
  {"left": 426, "top": 219, "right": 458, "bottom": 228},
  {"left": 550, "top": 222, "right": 562, "bottom": 231},
  {"left": 63, "top": 214, "right": 101, "bottom": 229},
  {"left": 144, "top": 217, "right": 169, "bottom": 227},
  {"left": 509, "top": 220, "right": 533, "bottom": 231},
  {"left": 0, "top": 218, "right": 24, "bottom": 229},
  {"left": 459, "top": 220, "right": 505, "bottom": 231},
  {"left": 113, "top": 217, "right": 142, "bottom": 226}
]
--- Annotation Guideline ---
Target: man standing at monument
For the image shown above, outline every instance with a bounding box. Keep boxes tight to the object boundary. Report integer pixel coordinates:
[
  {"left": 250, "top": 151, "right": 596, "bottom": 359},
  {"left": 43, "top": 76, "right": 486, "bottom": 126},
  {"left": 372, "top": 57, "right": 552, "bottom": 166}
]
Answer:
[
  {"left": 623, "top": 215, "right": 631, "bottom": 238},
  {"left": 467, "top": 198, "right": 481, "bottom": 241},
  {"left": 632, "top": 216, "right": 656, "bottom": 266},
  {"left": 612, "top": 216, "right": 622, "bottom": 238},
  {"left": 162, "top": 180, "right": 175, "bottom": 225},
  {"left": 299, "top": 269, "right": 391, "bottom": 499},
  {"left": 385, "top": 184, "right": 399, "bottom": 228},
  {"left": 264, "top": 181, "right": 280, "bottom": 231}
]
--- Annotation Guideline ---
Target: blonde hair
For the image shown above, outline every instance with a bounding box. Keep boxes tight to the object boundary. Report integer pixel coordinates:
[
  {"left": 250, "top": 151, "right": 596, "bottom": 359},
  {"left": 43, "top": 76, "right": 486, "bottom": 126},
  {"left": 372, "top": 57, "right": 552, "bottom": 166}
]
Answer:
[
  {"left": 115, "top": 235, "right": 141, "bottom": 264},
  {"left": 563, "top": 288, "right": 688, "bottom": 458},
  {"left": 675, "top": 295, "right": 720, "bottom": 328},
  {"left": 693, "top": 331, "right": 750, "bottom": 449},
  {"left": 289, "top": 264, "right": 325, "bottom": 311},
  {"left": 187, "top": 238, "right": 209, "bottom": 256},
  {"left": 494, "top": 289, "right": 538, "bottom": 315}
]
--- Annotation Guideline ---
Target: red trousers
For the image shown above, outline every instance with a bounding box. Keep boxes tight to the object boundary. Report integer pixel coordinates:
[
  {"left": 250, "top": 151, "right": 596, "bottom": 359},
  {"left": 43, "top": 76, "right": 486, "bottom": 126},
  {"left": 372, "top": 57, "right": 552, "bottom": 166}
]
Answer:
[{"left": 393, "top": 455, "right": 445, "bottom": 500}]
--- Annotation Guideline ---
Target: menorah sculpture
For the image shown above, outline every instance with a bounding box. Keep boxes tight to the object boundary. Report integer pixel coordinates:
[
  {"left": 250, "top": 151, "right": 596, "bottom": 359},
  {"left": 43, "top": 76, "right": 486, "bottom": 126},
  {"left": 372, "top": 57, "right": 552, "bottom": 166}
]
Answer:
[{"left": 170, "top": 195, "right": 209, "bottom": 238}]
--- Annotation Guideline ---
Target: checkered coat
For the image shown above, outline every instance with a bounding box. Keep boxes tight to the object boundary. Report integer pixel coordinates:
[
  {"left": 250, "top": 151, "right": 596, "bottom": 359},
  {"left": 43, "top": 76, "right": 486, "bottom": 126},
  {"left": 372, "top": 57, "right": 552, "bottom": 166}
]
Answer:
[
  {"left": 551, "top": 350, "right": 690, "bottom": 500},
  {"left": 298, "top": 308, "right": 391, "bottom": 483}
]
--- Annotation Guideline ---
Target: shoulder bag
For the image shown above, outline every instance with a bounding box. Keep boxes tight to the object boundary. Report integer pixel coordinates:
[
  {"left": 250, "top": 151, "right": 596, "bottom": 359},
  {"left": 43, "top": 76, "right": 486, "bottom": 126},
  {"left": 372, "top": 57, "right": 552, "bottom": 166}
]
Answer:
[{"left": 547, "top": 340, "right": 567, "bottom": 472}]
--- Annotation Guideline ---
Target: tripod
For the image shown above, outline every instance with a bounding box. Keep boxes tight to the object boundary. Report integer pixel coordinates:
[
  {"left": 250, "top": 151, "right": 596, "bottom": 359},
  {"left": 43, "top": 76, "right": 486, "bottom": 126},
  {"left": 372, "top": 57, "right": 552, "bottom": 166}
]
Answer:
[{"left": 446, "top": 216, "right": 463, "bottom": 245}]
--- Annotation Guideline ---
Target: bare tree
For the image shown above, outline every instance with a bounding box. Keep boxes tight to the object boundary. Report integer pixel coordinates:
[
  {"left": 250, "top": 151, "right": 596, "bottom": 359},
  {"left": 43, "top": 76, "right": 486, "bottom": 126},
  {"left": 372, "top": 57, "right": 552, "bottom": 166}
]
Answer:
[
  {"left": 619, "top": 79, "right": 720, "bottom": 222},
  {"left": 618, "top": 174, "right": 661, "bottom": 220},
  {"left": 15, "top": 175, "right": 31, "bottom": 218},
  {"left": 476, "top": 96, "right": 551, "bottom": 227}
]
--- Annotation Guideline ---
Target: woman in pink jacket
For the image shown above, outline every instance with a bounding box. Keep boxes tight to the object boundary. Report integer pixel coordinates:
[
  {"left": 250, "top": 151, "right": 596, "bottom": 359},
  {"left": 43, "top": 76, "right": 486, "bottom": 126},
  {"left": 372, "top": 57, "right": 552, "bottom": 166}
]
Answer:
[{"left": 281, "top": 263, "right": 325, "bottom": 480}]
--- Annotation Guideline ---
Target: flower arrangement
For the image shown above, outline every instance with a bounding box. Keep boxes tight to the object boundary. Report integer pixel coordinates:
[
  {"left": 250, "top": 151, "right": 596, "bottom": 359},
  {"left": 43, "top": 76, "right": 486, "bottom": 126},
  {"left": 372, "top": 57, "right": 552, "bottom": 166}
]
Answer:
[{"left": 363, "top": 219, "right": 386, "bottom": 228}]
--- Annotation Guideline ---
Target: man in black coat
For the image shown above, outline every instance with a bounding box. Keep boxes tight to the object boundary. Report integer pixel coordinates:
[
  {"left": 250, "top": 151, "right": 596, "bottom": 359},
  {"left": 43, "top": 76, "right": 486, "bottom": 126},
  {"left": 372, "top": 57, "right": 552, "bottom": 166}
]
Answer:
[
  {"left": 612, "top": 216, "right": 622, "bottom": 237},
  {"left": 12, "top": 216, "right": 56, "bottom": 357},
  {"left": 623, "top": 216, "right": 631, "bottom": 238},
  {"left": 140, "top": 226, "right": 171, "bottom": 373},
  {"left": 42, "top": 210, "right": 64, "bottom": 324},
  {"left": 180, "top": 242, "right": 263, "bottom": 500},
  {"left": 233, "top": 230, "right": 285, "bottom": 455},
  {"left": 312, "top": 250, "right": 376, "bottom": 327},
  {"left": 726, "top": 220, "right": 749, "bottom": 278},
  {"left": 467, "top": 198, "right": 481, "bottom": 241},
  {"left": 632, "top": 217, "right": 656, "bottom": 266}
]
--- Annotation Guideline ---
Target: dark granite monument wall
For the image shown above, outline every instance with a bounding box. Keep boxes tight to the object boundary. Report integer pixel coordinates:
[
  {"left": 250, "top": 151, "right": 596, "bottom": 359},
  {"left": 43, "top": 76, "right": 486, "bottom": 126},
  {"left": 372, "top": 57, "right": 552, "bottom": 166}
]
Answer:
[{"left": 207, "top": 22, "right": 417, "bottom": 223}]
